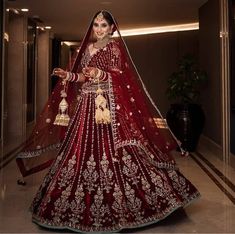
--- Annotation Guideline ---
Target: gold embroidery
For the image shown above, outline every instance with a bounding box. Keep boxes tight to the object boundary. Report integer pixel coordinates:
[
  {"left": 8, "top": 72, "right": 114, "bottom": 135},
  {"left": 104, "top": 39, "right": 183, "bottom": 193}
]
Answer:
[
  {"left": 90, "top": 187, "right": 111, "bottom": 227},
  {"left": 122, "top": 149, "right": 139, "bottom": 185},
  {"left": 57, "top": 154, "right": 76, "bottom": 189},
  {"left": 112, "top": 184, "right": 127, "bottom": 221},
  {"left": 124, "top": 182, "right": 142, "bottom": 218},
  {"left": 51, "top": 185, "right": 72, "bottom": 224},
  {"left": 69, "top": 184, "right": 86, "bottom": 224},
  {"left": 100, "top": 153, "right": 114, "bottom": 193},
  {"left": 83, "top": 154, "right": 99, "bottom": 193}
]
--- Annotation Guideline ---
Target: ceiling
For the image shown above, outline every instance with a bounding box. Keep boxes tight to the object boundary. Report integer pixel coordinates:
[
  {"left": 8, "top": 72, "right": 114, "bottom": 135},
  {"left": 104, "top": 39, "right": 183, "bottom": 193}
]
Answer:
[{"left": 5, "top": 0, "right": 208, "bottom": 40}]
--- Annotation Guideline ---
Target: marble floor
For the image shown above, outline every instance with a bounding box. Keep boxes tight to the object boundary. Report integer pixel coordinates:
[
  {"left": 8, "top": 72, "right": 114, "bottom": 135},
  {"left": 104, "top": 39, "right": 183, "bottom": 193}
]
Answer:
[{"left": 0, "top": 147, "right": 235, "bottom": 233}]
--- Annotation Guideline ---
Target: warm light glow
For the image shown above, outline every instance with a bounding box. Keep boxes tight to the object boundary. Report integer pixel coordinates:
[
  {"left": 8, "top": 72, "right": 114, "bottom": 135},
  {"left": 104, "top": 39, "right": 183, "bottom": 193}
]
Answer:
[
  {"left": 37, "top": 26, "right": 45, "bottom": 31},
  {"left": 21, "top": 8, "right": 29, "bottom": 12},
  {"left": 63, "top": 41, "right": 80, "bottom": 46},
  {"left": 45, "top": 26, "right": 52, "bottom": 29},
  {"left": 12, "top": 9, "right": 20, "bottom": 14},
  {"left": 6, "top": 9, "right": 9, "bottom": 12},
  {"left": 4, "top": 32, "right": 9, "bottom": 42},
  {"left": 113, "top": 22, "right": 199, "bottom": 37}
]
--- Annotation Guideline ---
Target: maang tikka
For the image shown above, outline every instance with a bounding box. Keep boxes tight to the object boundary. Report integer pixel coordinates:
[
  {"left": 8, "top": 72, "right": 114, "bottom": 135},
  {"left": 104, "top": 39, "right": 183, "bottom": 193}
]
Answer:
[{"left": 95, "top": 12, "right": 104, "bottom": 22}]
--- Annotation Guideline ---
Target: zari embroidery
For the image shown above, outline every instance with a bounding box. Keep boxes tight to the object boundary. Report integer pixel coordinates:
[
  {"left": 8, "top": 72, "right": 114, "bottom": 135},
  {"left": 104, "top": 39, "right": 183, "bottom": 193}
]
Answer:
[
  {"left": 83, "top": 154, "right": 99, "bottom": 193},
  {"left": 122, "top": 149, "right": 139, "bottom": 185},
  {"left": 57, "top": 154, "right": 76, "bottom": 189},
  {"left": 51, "top": 185, "right": 72, "bottom": 223},
  {"left": 69, "top": 184, "right": 86, "bottom": 223},
  {"left": 124, "top": 182, "right": 143, "bottom": 219},
  {"left": 100, "top": 153, "right": 114, "bottom": 193},
  {"left": 90, "top": 187, "right": 111, "bottom": 227},
  {"left": 111, "top": 184, "right": 127, "bottom": 221}
]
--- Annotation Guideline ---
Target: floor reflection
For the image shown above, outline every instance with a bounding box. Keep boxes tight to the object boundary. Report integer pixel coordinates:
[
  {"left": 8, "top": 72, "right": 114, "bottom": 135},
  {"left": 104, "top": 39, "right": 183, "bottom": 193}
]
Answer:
[{"left": 0, "top": 150, "right": 235, "bottom": 233}]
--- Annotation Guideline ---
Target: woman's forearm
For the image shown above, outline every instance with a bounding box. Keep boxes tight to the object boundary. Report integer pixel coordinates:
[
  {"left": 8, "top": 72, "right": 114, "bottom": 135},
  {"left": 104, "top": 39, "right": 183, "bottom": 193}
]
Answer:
[{"left": 65, "top": 72, "right": 86, "bottom": 82}]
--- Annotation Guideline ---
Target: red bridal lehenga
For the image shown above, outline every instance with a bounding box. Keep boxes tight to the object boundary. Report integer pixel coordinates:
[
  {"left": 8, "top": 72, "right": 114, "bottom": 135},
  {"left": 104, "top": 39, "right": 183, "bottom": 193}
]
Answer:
[{"left": 16, "top": 11, "right": 200, "bottom": 233}]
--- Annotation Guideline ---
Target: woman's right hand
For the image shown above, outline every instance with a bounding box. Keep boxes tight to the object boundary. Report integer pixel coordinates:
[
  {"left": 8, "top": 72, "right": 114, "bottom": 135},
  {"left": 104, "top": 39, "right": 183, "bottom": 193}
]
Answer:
[{"left": 52, "top": 68, "right": 67, "bottom": 79}]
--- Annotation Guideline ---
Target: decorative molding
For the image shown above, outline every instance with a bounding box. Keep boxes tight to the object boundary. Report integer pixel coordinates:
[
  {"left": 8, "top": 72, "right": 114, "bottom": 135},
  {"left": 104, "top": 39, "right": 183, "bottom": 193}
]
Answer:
[
  {"left": 197, "top": 134, "right": 235, "bottom": 161},
  {"left": 220, "top": 0, "right": 230, "bottom": 164}
]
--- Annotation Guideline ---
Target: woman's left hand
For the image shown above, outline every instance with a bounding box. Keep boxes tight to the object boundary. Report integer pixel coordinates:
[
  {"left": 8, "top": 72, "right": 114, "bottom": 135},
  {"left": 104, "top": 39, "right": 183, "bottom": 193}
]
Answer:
[{"left": 82, "top": 67, "right": 98, "bottom": 78}]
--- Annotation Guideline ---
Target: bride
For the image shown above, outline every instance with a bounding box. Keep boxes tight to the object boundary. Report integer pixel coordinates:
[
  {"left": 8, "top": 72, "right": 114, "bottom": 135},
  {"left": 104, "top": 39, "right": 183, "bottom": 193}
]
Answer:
[{"left": 16, "top": 10, "right": 200, "bottom": 233}]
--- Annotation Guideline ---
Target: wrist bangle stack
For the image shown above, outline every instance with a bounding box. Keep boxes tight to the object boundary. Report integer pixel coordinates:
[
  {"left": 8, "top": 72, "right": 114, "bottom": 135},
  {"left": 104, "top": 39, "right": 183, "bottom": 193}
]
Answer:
[
  {"left": 65, "top": 72, "right": 80, "bottom": 82},
  {"left": 94, "top": 69, "right": 107, "bottom": 82}
]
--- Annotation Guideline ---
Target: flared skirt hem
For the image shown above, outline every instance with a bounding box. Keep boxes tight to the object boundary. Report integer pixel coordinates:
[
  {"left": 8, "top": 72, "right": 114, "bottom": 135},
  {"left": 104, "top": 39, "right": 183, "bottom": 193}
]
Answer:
[{"left": 32, "top": 191, "right": 200, "bottom": 233}]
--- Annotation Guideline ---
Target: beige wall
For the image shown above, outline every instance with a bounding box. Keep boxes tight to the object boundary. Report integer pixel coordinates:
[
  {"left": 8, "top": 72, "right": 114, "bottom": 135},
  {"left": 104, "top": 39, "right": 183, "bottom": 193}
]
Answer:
[{"left": 124, "top": 30, "right": 199, "bottom": 116}]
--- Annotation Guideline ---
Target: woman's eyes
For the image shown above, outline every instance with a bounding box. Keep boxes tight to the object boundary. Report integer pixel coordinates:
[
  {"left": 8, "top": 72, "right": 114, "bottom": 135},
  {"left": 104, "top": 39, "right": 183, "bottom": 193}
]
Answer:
[
  {"left": 93, "top": 23, "right": 108, "bottom": 28},
  {"left": 101, "top": 23, "right": 108, "bottom": 27}
]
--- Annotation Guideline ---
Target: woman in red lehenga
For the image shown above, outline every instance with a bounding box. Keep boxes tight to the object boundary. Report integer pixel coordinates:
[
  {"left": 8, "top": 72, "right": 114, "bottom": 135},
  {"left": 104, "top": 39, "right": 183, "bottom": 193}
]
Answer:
[{"left": 16, "top": 10, "right": 200, "bottom": 233}]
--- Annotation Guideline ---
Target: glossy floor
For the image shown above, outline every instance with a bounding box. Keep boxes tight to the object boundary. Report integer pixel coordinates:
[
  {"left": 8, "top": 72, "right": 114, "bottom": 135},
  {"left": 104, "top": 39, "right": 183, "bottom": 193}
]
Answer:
[{"left": 0, "top": 149, "right": 235, "bottom": 233}]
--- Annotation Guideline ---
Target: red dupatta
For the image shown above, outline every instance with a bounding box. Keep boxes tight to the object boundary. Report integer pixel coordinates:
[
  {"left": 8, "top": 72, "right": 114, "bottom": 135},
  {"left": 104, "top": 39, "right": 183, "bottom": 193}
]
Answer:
[{"left": 16, "top": 10, "right": 181, "bottom": 177}]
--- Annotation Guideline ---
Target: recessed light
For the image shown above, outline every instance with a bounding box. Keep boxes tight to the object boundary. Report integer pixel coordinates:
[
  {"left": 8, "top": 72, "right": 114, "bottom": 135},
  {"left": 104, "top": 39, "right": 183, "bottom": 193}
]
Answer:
[
  {"left": 45, "top": 26, "right": 52, "bottom": 29},
  {"left": 12, "top": 9, "right": 19, "bottom": 14},
  {"left": 21, "top": 8, "right": 29, "bottom": 12},
  {"left": 4, "top": 32, "right": 9, "bottom": 42},
  {"left": 113, "top": 22, "right": 199, "bottom": 37}
]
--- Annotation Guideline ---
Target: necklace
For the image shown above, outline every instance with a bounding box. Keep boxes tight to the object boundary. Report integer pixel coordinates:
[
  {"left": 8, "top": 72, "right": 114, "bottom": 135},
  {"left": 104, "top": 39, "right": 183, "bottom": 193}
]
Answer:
[{"left": 93, "top": 38, "right": 111, "bottom": 49}]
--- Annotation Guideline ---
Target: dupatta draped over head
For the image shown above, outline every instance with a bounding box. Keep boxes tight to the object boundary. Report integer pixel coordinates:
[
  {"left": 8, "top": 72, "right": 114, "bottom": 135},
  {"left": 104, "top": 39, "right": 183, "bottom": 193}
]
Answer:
[{"left": 16, "top": 11, "right": 180, "bottom": 177}]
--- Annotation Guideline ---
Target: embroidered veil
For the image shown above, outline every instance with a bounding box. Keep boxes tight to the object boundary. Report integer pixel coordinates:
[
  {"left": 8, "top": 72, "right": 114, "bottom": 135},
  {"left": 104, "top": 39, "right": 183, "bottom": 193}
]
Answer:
[{"left": 16, "top": 11, "right": 180, "bottom": 177}]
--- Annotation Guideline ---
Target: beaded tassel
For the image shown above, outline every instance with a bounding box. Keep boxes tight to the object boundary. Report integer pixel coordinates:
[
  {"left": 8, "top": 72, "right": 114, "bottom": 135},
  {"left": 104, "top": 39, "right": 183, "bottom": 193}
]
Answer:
[
  {"left": 53, "top": 82, "right": 70, "bottom": 126},
  {"left": 95, "top": 85, "right": 111, "bottom": 124}
]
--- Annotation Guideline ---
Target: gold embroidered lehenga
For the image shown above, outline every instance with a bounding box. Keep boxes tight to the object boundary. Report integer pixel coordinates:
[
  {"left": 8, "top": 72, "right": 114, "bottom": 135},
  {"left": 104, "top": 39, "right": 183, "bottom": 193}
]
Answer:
[{"left": 16, "top": 11, "right": 200, "bottom": 233}]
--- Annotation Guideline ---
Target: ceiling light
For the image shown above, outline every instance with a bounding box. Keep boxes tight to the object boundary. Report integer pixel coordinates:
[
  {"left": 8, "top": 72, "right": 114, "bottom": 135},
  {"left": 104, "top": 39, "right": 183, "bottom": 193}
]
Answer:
[
  {"left": 12, "top": 9, "right": 19, "bottom": 14},
  {"left": 36, "top": 26, "right": 45, "bottom": 31},
  {"left": 21, "top": 8, "right": 29, "bottom": 12},
  {"left": 6, "top": 9, "right": 10, "bottom": 12},
  {"left": 4, "top": 32, "right": 9, "bottom": 42},
  {"left": 45, "top": 26, "right": 52, "bottom": 29},
  {"left": 63, "top": 41, "right": 78, "bottom": 46},
  {"left": 113, "top": 22, "right": 199, "bottom": 37}
]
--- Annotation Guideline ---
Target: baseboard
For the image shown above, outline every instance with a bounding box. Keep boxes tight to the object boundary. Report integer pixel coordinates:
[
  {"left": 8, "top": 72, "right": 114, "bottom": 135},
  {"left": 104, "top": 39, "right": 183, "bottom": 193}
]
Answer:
[
  {"left": 197, "top": 134, "right": 223, "bottom": 160},
  {"left": 197, "top": 134, "right": 235, "bottom": 167}
]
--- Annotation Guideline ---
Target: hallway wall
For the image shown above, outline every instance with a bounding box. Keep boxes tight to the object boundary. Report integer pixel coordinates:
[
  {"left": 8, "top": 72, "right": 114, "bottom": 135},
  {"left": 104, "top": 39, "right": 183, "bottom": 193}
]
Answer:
[
  {"left": 124, "top": 30, "right": 199, "bottom": 116},
  {"left": 0, "top": 0, "right": 4, "bottom": 144},
  {"left": 37, "top": 30, "right": 51, "bottom": 117},
  {"left": 198, "top": 0, "right": 221, "bottom": 146},
  {"left": 5, "top": 13, "right": 27, "bottom": 145}
]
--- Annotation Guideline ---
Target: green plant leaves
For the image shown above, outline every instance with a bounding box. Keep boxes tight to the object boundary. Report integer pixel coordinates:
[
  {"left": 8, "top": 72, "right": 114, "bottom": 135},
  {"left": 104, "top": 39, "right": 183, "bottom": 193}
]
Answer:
[{"left": 166, "top": 54, "right": 208, "bottom": 103}]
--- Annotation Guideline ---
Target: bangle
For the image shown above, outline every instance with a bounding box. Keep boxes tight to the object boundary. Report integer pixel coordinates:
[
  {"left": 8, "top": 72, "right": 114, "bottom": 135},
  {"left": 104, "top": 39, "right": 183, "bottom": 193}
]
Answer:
[
  {"left": 64, "top": 72, "right": 69, "bottom": 80},
  {"left": 75, "top": 73, "right": 80, "bottom": 82},
  {"left": 71, "top": 73, "right": 75, "bottom": 81},
  {"left": 95, "top": 69, "right": 102, "bottom": 79}
]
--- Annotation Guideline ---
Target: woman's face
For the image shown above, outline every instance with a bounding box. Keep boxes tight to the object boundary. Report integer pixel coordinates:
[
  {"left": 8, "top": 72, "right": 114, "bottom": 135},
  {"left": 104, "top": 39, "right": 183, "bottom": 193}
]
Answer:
[{"left": 92, "top": 17, "right": 113, "bottom": 40}]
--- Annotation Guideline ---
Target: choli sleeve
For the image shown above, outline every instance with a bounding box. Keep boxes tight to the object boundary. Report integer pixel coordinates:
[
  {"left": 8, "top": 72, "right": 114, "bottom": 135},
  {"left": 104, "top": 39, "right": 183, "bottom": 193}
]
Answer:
[{"left": 98, "top": 42, "right": 123, "bottom": 81}]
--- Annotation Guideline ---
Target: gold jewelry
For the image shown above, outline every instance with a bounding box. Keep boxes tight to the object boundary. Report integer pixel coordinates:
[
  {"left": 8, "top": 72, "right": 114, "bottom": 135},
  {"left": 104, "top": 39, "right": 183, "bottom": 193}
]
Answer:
[
  {"left": 96, "top": 69, "right": 102, "bottom": 79},
  {"left": 53, "top": 87, "right": 70, "bottom": 126},
  {"left": 93, "top": 38, "right": 111, "bottom": 49},
  {"left": 95, "top": 72, "right": 111, "bottom": 124},
  {"left": 95, "top": 12, "right": 104, "bottom": 22},
  {"left": 90, "top": 68, "right": 97, "bottom": 78}
]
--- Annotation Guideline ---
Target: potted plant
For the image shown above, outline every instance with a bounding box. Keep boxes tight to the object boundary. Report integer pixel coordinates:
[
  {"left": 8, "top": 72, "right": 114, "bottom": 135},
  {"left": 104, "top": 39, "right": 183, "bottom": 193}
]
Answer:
[{"left": 166, "top": 54, "right": 208, "bottom": 152}]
